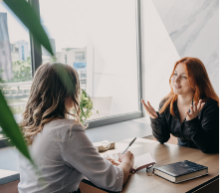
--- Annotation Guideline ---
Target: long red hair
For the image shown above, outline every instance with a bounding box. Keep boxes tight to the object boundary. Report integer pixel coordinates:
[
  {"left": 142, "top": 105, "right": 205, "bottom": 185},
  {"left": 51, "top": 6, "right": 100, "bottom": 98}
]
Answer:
[{"left": 159, "top": 57, "right": 219, "bottom": 116}]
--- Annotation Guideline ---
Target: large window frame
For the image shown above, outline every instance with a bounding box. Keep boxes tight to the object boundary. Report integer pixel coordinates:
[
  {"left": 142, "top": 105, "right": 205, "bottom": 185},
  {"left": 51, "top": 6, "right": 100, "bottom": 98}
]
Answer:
[{"left": 29, "top": 0, "right": 144, "bottom": 129}]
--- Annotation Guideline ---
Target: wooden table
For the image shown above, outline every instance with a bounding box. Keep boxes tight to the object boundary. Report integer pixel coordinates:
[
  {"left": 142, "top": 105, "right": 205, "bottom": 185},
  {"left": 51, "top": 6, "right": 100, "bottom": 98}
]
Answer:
[{"left": 80, "top": 138, "right": 219, "bottom": 193}]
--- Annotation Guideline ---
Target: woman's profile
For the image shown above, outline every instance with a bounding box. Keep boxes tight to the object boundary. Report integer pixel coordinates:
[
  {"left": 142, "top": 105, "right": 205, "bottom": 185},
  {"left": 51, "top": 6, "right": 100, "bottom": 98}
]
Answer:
[
  {"left": 142, "top": 57, "right": 219, "bottom": 153},
  {"left": 18, "top": 63, "right": 134, "bottom": 193}
]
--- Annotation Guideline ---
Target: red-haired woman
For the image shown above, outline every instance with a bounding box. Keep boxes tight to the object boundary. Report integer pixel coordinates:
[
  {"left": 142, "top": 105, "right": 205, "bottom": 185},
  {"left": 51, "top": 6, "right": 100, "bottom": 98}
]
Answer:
[{"left": 142, "top": 57, "right": 219, "bottom": 153}]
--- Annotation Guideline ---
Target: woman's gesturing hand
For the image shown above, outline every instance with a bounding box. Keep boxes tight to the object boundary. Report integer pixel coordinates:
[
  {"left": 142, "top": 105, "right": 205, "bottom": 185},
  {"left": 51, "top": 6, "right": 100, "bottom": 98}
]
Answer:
[
  {"left": 141, "top": 99, "right": 158, "bottom": 119},
  {"left": 186, "top": 99, "right": 205, "bottom": 121}
]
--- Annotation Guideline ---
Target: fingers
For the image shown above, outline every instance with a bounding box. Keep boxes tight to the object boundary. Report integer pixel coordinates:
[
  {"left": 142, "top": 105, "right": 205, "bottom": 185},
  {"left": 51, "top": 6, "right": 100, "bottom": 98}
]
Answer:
[
  {"left": 141, "top": 99, "right": 158, "bottom": 118},
  {"left": 147, "top": 102, "right": 158, "bottom": 118},
  {"left": 147, "top": 101, "right": 154, "bottom": 110},
  {"left": 197, "top": 99, "right": 202, "bottom": 110},
  {"left": 198, "top": 99, "right": 205, "bottom": 111},
  {"left": 145, "top": 101, "right": 158, "bottom": 117},
  {"left": 147, "top": 103, "right": 158, "bottom": 118},
  {"left": 108, "top": 158, "right": 114, "bottom": 162},
  {"left": 119, "top": 151, "right": 133, "bottom": 160},
  {"left": 195, "top": 99, "right": 205, "bottom": 111},
  {"left": 142, "top": 100, "right": 152, "bottom": 112},
  {"left": 193, "top": 101, "right": 197, "bottom": 112},
  {"left": 143, "top": 103, "right": 152, "bottom": 115},
  {"left": 141, "top": 99, "right": 149, "bottom": 111},
  {"left": 124, "top": 150, "right": 133, "bottom": 157},
  {"left": 187, "top": 99, "right": 205, "bottom": 121},
  {"left": 189, "top": 104, "right": 193, "bottom": 114},
  {"left": 186, "top": 111, "right": 190, "bottom": 119},
  {"left": 106, "top": 158, "right": 120, "bottom": 166},
  {"left": 200, "top": 102, "right": 205, "bottom": 110}
]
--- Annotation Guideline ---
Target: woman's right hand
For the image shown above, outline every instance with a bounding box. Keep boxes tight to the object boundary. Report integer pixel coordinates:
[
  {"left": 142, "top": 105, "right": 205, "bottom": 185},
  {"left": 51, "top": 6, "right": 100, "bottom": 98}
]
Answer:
[
  {"left": 141, "top": 99, "right": 158, "bottom": 119},
  {"left": 118, "top": 151, "right": 134, "bottom": 184},
  {"left": 118, "top": 151, "right": 134, "bottom": 166}
]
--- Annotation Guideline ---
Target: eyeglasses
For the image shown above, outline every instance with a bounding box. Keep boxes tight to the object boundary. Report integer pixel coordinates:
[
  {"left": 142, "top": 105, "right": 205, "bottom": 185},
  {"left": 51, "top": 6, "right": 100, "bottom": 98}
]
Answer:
[{"left": 146, "top": 164, "right": 155, "bottom": 176}]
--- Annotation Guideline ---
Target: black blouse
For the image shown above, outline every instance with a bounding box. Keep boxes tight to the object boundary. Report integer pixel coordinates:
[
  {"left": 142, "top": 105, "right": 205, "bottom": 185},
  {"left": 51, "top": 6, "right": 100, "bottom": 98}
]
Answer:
[{"left": 150, "top": 99, "right": 219, "bottom": 153}]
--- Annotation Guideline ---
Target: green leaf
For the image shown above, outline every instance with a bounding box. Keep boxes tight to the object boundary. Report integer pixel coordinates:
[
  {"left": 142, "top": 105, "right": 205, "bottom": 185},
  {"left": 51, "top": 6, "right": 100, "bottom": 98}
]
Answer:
[
  {"left": 78, "top": 89, "right": 94, "bottom": 123},
  {"left": 0, "top": 90, "right": 34, "bottom": 165},
  {"left": 4, "top": 0, "right": 54, "bottom": 56}
]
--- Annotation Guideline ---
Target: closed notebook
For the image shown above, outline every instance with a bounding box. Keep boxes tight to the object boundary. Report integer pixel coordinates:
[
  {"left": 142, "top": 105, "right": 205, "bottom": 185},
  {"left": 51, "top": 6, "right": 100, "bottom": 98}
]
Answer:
[{"left": 154, "top": 160, "right": 208, "bottom": 183}]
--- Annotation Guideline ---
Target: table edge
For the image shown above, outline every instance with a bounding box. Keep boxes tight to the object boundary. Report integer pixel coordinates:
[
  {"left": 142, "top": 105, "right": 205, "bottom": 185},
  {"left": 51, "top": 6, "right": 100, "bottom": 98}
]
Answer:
[
  {"left": 81, "top": 179, "right": 117, "bottom": 193},
  {"left": 186, "top": 175, "right": 219, "bottom": 193}
]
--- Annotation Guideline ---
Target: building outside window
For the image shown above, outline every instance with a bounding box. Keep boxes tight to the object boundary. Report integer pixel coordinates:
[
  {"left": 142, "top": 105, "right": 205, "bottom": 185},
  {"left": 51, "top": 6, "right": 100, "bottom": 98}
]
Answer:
[{"left": 0, "top": 3, "right": 32, "bottom": 137}]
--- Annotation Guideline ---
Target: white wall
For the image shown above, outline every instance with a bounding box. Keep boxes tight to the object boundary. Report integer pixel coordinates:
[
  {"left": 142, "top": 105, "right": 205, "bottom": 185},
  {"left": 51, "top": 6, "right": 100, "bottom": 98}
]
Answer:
[
  {"left": 142, "top": 0, "right": 180, "bottom": 121},
  {"left": 152, "top": 0, "right": 219, "bottom": 94}
]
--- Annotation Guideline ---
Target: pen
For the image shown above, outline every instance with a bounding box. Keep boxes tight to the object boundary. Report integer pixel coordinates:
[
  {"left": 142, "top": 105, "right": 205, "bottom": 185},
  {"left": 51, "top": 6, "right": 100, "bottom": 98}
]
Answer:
[{"left": 122, "top": 137, "right": 137, "bottom": 154}]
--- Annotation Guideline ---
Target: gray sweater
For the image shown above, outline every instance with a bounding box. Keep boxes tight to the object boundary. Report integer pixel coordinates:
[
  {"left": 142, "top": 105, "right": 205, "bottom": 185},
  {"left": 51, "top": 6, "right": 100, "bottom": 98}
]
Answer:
[{"left": 18, "top": 119, "right": 123, "bottom": 192}]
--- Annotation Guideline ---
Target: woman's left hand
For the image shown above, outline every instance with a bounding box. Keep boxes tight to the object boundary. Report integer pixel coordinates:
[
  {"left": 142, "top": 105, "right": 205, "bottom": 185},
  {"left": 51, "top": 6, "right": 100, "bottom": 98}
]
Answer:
[
  {"left": 186, "top": 99, "right": 205, "bottom": 121},
  {"left": 105, "top": 157, "right": 120, "bottom": 166}
]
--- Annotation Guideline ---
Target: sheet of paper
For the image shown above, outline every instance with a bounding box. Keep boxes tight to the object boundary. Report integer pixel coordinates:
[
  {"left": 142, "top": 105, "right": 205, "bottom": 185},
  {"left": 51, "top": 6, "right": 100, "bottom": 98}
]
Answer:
[
  {"left": 102, "top": 151, "right": 156, "bottom": 170},
  {"left": 100, "top": 142, "right": 143, "bottom": 160},
  {"left": 134, "top": 153, "right": 156, "bottom": 169},
  {"left": 0, "top": 169, "right": 19, "bottom": 178}
]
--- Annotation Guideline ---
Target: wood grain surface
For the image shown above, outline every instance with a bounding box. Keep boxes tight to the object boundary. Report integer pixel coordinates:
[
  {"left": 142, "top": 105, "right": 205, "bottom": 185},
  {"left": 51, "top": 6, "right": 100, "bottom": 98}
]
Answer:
[
  {"left": 79, "top": 138, "right": 219, "bottom": 193},
  {"left": 0, "top": 180, "right": 19, "bottom": 193},
  {"left": 118, "top": 138, "right": 219, "bottom": 193}
]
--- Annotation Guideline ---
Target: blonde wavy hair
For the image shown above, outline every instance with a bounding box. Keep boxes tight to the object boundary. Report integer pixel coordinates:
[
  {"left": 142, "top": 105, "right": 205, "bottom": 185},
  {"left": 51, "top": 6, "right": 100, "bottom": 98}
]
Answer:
[{"left": 20, "top": 62, "right": 83, "bottom": 145}]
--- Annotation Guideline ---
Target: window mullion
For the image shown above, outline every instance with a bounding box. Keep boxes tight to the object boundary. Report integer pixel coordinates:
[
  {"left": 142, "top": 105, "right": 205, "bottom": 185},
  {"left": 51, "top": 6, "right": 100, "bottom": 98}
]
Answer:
[
  {"left": 135, "top": 0, "right": 144, "bottom": 113},
  {"left": 29, "top": 0, "right": 42, "bottom": 75}
]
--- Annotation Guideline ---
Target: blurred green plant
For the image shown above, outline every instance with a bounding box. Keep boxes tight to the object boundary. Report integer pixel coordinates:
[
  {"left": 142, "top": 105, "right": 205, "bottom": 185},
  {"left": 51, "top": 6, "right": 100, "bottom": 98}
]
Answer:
[
  {"left": 0, "top": 69, "right": 4, "bottom": 90},
  {"left": 11, "top": 57, "right": 32, "bottom": 82},
  {"left": 50, "top": 56, "right": 57, "bottom": 63},
  {"left": 80, "top": 89, "right": 93, "bottom": 123},
  {"left": 0, "top": 90, "right": 35, "bottom": 165},
  {"left": 0, "top": 0, "right": 54, "bottom": 164},
  {"left": 0, "top": 69, "right": 4, "bottom": 82}
]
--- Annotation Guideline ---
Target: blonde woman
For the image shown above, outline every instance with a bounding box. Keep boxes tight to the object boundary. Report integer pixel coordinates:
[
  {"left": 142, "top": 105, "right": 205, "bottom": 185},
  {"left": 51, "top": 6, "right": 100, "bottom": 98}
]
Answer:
[{"left": 18, "top": 63, "right": 134, "bottom": 193}]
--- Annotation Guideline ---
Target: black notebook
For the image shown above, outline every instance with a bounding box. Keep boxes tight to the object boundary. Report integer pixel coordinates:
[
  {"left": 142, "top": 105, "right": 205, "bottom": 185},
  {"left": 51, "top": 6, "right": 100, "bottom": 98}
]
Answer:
[{"left": 153, "top": 160, "right": 208, "bottom": 183}]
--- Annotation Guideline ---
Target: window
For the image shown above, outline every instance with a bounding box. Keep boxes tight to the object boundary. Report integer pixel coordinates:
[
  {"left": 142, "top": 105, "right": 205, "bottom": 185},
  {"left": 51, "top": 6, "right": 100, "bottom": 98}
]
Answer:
[
  {"left": 0, "top": 0, "right": 143, "bottom": 137},
  {"left": 0, "top": 3, "right": 33, "bottom": 137},
  {"left": 65, "top": 54, "right": 67, "bottom": 64},
  {"left": 39, "top": 0, "right": 142, "bottom": 123}
]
